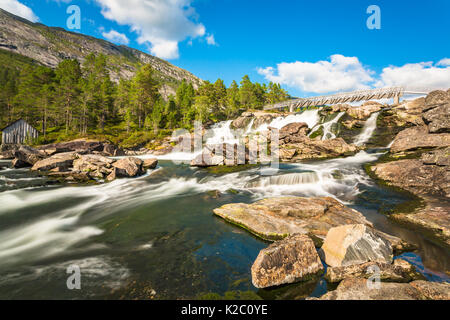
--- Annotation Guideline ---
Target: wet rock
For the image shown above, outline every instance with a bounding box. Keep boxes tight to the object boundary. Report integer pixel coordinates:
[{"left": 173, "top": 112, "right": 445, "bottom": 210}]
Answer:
[
  {"left": 47, "top": 171, "right": 90, "bottom": 183},
  {"left": 391, "top": 204, "right": 450, "bottom": 247},
  {"left": 39, "top": 139, "right": 104, "bottom": 154},
  {"left": 214, "top": 197, "right": 373, "bottom": 244},
  {"left": 31, "top": 152, "right": 78, "bottom": 172},
  {"left": 11, "top": 158, "right": 29, "bottom": 168},
  {"left": 279, "top": 122, "right": 309, "bottom": 144},
  {"left": 321, "top": 224, "right": 393, "bottom": 268},
  {"left": 409, "top": 280, "right": 450, "bottom": 300},
  {"left": 14, "top": 146, "right": 46, "bottom": 166},
  {"left": 143, "top": 158, "right": 158, "bottom": 170},
  {"left": 191, "top": 153, "right": 225, "bottom": 167},
  {"left": 231, "top": 113, "right": 252, "bottom": 129},
  {"left": 251, "top": 234, "right": 324, "bottom": 288},
  {"left": 0, "top": 149, "right": 15, "bottom": 160},
  {"left": 390, "top": 126, "right": 450, "bottom": 153},
  {"left": 279, "top": 137, "right": 358, "bottom": 161},
  {"left": 315, "top": 278, "right": 427, "bottom": 300},
  {"left": 423, "top": 103, "right": 450, "bottom": 133},
  {"left": 324, "top": 259, "right": 423, "bottom": 283},
  {"left": 112, "top": 157, "right": 144, "bottom": 177},
  {"left": 73, "top": 154, "right": 114, "bottom": 173},
  {"left": 371, "top": 159, "right": 449, "bottom": 198},
  {"left": 347, "top": 104, "right": 382, "bottom": 120}
]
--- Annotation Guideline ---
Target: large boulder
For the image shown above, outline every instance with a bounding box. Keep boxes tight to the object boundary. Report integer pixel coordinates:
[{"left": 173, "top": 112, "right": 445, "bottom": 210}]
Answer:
[
  {"left": 390, "top": 126, "right": 450, "bottom": 153},
  {"left": 325, "top": 259, "right": 423, "bottom": 283},
  {"left": 251, "top": 234, "right": 324, "bottom": 288},
  {"left": 112, "top": 157, "right": 144, "bottom": 177},
  {"left": 424, "top": 90, "right": 450, "bottom": 110},
  {"left": 213, "top": 197, "right": 406, "bottom": 248},
  {"left": 371, "top": 159, "right": 449, "bottom": 198},
  {"left": 391, "top": 204, "right": 450, "bottom": 247},
  {"left": 279, "top": 122, "right": 309, "bottom": 144},
  {"left": 191, "top": 152, "right": 225, "bottom": 167},
  {"left": 423, "top": 103, "right": 450, "bottom": 133},
  {"left": 347, "top": 104, "right": 382, "bottom": 120},
  {"left": 315, "top": 278, "right": 448, "bottom": 300},
  {"left": 321, "top": 224, "right": 393, "bottom": 268},
  {"left": 31, "top": 152, "right": 79, "bottom": 172},
  {"left": 73, "top": 154, "right": 115, "bottom": 179},
  {"left": 14, "top": 146, "right": 46, "bottom": 166},
  {"left": 279, "top": 137, "right": 358, "bottom": 161},
  {"left": 143, "top": 158, "right": 158, "bottom": 170},
  {"left": 39, "top": 139, "right": 104, "bottom": 154}
]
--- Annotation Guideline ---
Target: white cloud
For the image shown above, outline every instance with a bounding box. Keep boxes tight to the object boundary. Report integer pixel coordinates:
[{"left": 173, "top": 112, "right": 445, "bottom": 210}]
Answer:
[
  {"left": 258, "top": 54, "right": 375, "bottom": 94},
  {"left": 436, "top": 58, "right": 450, "bottom": 67},
  {"left": 94, "top": 0, "right": 206, "bottom": 60},
  {"left": 206, "top": 34, "right": 217, "bottom": 46},
  {"left": 102, "top": 29, "right": 129, "bottom": 45},
  {"left": 259, "top": 55, "right": 450, "bottom": 94},
  {"left": 376, "top": 61, "right": 450, "bottom": 91},
  {"left": 0, "top": 0, "right": 38, "bottom": 22}
]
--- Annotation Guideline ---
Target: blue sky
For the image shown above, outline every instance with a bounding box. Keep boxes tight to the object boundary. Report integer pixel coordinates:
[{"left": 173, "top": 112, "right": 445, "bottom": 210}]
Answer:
[{"left": 1, "top": 0, "right": 449, "bottom": 97}]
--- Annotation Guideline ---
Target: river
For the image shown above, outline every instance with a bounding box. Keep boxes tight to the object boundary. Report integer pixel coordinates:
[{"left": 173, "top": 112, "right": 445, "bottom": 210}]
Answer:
[{"left": 0, "top": 110, "right": 448, "bottom": 299}]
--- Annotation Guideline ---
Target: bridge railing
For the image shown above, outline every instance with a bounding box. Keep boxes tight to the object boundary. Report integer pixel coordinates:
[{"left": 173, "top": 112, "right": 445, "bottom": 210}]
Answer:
[{"left": 264, "top": 86, "right": 406, "bottom": 111}]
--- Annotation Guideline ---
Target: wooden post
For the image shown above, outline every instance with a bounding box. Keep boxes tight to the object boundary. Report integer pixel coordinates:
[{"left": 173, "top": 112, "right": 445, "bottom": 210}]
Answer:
[{"left": 394, "top": 94, "right": 400, "bottom": 105}]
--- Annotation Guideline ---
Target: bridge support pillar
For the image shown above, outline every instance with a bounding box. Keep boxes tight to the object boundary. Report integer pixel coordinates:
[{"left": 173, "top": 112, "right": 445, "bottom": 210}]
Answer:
[
  {"left": 393, "top": 94, "right": 400, "bottom": 105},
  {"left": 289, "top": 105, "right": 295, "bottom": 113}
]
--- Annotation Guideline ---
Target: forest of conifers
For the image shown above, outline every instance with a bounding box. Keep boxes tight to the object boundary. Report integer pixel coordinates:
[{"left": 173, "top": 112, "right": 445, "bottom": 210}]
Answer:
[{"left": 0, "top": 50, "right": 289, "bottom": 148}]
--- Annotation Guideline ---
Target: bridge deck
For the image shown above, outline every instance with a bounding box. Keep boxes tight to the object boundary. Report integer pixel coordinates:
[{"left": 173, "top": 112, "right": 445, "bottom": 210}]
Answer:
[{"left": 263, "top": 87, "right": 422, "bottom": 112}]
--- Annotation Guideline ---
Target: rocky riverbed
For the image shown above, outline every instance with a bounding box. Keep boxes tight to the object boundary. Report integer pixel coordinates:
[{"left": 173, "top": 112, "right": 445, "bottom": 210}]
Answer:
[{"left": 0, "top": 90, "right": 448, "bottom": 300}]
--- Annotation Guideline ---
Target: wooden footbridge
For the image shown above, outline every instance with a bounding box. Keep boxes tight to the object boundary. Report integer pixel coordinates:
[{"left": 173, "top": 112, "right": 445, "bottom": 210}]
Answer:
[{"left": 264, "top": 87, "right": 428, "bottom": 112}]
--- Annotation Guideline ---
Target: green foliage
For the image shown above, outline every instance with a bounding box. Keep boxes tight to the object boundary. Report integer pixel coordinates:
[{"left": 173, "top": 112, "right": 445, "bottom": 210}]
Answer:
[{"left": 0, "top": 52, "right": 291, "bottom": 148}]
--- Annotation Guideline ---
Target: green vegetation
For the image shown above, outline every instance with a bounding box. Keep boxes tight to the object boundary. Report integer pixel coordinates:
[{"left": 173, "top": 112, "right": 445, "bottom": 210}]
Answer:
[{"left": 0, "top": 50, "right": 289, "bottom": 148}]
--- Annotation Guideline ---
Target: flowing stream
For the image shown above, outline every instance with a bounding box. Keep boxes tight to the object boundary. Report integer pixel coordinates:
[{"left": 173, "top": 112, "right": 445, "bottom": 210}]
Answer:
[{"left": 0, "top": 109, "right": 448, "bottom": 300}]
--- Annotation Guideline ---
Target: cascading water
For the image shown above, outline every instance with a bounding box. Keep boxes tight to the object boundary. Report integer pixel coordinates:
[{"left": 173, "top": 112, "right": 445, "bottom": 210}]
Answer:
[
  {"left": 156, "top": 109, "right": 321, "bottom": 161},
  {"left": 309, "top": 111, "right": 345, "bottom": 140},
  {"left": 254, "top": 109, "right": 320, "bottom": 132},
  {"left": 354, "top": 112, "right": 380, "bottom": 146}
]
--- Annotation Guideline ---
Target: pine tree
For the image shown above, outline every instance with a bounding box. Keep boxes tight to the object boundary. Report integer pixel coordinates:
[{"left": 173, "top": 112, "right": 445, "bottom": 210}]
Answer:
[{"left": 54, "top": 60, "right": 82, "bottom": 133}]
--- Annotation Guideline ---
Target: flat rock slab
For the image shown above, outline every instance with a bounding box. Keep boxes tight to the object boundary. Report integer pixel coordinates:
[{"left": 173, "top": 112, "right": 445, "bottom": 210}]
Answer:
[
  {"left": 251, "top": 234, "right": 323, "bottom": 288},
  {"left": 316, "top": 278, "right": 450, "bottom": 300},
  {"left": 390, "top": 126, "right": 450, "bottom": 153},
  {"left": 372, "top": 159, "right": 449, "bottom": 198},
  {"left": 325, "top": 259, "right": 423, "bottom": 283},
  {"left": 391, "top": 204, "right": 450, "bottom": 247},
  {"left": 31, "top": 152, "right": 79, "bottom": 171},
  {"left": 321, "top": 224, "right": 393, "bottom": 267},
  {"left": 213, "top": 197, "right": 372, "bottom": 244}
]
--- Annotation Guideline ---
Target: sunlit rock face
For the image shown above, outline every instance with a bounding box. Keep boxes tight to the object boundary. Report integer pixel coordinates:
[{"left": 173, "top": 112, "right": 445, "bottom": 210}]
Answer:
[
  {"left": 321, "top": 224, "right": 393, "bottom": 268},
  {"left": 251, "top": 234, "right": 323, "bottom": 288}
]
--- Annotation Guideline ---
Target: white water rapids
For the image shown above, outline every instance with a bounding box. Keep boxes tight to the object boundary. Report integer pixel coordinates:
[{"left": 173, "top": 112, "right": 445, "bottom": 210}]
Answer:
[{"left": 0, "top": 107, "right": 384, "bottom": 270}]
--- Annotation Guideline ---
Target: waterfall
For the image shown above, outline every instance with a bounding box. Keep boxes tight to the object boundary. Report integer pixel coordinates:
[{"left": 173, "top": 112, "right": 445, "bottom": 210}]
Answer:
[
  {"left": 309, "top": 112, "right": 345, "bottom": 140},
  {"left": 354, "top": 112, "right": 380, "bottom": 146},
  {"left": 205, "top": 120, "right": 239, "bottom": 145},
  {"left": 245, "top": 172, "right": 321, "bottom": 188},
  {"left": 245, "top": 118, "right": 255, "bottom": 134},
  {"left": 255, "top": 109, "right": 320, "bottom": 132}
]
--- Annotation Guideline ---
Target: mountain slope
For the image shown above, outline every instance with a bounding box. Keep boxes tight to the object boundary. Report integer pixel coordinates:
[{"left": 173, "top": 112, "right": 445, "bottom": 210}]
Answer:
[{"left": 0, "top": 8, "right": 202, "bottom": 95}]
